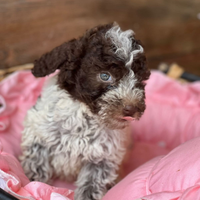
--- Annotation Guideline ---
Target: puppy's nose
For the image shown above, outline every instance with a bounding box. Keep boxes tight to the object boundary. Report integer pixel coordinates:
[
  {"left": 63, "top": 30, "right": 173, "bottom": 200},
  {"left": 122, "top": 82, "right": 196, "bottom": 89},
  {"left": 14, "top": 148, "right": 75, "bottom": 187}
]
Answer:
[{"left": 123, "top": 105, "right": 137, "bottom": 116}]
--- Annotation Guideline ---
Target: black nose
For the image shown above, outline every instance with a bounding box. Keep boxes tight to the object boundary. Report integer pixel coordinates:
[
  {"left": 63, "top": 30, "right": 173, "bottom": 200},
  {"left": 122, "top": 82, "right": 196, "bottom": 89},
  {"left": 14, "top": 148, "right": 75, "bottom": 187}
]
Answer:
[{"left": 123, "top": 105, "right": 137, "bottom": 116}]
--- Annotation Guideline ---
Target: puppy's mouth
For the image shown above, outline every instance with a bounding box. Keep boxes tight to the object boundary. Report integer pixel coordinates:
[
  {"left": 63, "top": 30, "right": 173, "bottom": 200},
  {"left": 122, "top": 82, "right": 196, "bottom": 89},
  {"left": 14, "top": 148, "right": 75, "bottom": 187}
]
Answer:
[
  {"left": 116, "top": 116, "right": 135, "bottom": 123},
  {"left": 116, "top": 113, "right": 142, "bottom": 123},
  {"left": 121, "top": 116, "right": 135, "bottom": 121}
]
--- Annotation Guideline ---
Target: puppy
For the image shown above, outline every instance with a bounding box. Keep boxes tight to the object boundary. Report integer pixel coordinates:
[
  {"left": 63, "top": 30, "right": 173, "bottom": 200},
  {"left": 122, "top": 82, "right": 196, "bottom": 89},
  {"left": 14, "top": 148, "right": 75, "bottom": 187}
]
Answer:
[{"left": 20, "top": 22, "right": 150, "bottom": 200}]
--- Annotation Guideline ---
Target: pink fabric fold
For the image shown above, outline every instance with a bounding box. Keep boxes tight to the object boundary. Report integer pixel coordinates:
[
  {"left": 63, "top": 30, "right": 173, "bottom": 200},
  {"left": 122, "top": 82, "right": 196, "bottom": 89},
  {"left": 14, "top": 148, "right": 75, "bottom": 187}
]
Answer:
[
  {"left": 0, "top": 71, "right": 46, "bottom": 157},
  {"left": 0, "top": 147, "right": 74, "bottom": 200},
  {"left": 103, "top": 138, "right": 200, "bottom": 200},
  {"left": 132, "top": 71, "right": 200, "bottom": 150}
]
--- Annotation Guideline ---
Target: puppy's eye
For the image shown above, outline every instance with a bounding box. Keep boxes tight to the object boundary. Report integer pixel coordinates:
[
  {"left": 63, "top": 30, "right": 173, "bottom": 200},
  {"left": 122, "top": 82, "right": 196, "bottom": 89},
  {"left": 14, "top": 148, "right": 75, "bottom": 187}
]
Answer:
[{"left": 100, "top": 73, "right": 112, "bottom": 82}]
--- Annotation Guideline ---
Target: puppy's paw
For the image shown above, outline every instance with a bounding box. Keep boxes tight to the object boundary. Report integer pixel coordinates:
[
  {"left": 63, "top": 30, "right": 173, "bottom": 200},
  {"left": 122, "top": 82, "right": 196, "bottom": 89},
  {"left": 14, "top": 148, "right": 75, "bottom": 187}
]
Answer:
[
  {"left": 20, "top": 143, "right": 53, "bottom": 183},
  {"left": 74, "top": 185, "right": 104, "bottom": 200}
]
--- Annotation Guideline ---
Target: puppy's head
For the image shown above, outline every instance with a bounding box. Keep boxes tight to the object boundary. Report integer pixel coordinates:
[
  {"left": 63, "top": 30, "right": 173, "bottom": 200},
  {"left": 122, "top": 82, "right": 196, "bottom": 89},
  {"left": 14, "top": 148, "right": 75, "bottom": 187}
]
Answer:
[{"left": 32, "top": 23, "right": 150, "bottom": 129}]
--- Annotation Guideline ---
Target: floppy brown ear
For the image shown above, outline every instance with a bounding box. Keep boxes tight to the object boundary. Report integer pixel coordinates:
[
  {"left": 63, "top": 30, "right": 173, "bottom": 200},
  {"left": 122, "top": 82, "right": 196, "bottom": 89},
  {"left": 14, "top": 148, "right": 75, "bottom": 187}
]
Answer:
[{"left": 32, "top": 39, "right": 81, "bottom": 77}]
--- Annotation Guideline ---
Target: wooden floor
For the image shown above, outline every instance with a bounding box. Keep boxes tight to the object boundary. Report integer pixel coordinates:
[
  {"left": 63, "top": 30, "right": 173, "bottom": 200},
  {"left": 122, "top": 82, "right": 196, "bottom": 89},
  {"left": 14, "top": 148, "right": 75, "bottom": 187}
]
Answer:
[{"left": 0, "top": 0, "right": 200, "bottom": 75}]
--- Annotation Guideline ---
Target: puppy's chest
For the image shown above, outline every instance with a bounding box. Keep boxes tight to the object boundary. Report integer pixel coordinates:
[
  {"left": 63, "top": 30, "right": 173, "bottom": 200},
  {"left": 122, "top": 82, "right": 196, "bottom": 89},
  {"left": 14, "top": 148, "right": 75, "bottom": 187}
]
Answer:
[
  {"left": 57, "top": 117, "right": 108, "bottom": 155},
  {"left": 42, "top": 88, "right": 125, "bottom": 162},
  {"left": 51, "top": 111, "right": 124, "bottom": 163}
]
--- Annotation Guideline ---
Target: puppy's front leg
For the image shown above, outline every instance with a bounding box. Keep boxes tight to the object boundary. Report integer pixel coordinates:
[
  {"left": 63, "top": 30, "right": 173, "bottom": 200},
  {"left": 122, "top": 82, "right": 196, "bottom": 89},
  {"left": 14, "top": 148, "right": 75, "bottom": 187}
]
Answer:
[{"left": 75, "top": 160, "right": 117, "bottom": 200}]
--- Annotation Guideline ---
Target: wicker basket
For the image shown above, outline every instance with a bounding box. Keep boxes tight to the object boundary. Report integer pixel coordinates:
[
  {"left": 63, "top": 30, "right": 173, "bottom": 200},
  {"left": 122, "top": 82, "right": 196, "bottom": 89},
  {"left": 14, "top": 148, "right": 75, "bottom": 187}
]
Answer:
[{"left": 0, "top": 63, "right": 33, "bottom": 81}]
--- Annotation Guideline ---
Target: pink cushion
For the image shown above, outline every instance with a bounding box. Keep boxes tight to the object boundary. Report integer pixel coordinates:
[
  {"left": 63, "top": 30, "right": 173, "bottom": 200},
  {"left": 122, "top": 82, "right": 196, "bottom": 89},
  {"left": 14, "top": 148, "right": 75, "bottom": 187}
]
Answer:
[
  {"left": 0, "top": 70, "right": 200, "bottom": 199},
  {"left": 133, "top": 70, "right": 200, "bottom": 150},
  {"left": 103, "top": 137, "right": 200, "bottom": 200}
]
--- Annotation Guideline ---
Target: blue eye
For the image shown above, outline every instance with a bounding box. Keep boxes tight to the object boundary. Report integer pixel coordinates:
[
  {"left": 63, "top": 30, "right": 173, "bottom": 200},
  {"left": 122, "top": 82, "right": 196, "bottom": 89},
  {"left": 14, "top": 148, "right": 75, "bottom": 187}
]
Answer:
[{"left": 100, "top": 73, "right": 112, "bottom": 81}]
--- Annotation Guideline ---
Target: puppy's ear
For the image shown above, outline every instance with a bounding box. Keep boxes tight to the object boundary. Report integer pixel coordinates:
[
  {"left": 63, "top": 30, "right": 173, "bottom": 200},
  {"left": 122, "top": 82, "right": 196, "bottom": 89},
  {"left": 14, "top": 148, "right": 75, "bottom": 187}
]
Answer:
[
  {"left": 132, "top": 40, "right": 150, "bottom": 82},
  {"left": 32, "top": 39, "right": 81, "bottom": 77}
]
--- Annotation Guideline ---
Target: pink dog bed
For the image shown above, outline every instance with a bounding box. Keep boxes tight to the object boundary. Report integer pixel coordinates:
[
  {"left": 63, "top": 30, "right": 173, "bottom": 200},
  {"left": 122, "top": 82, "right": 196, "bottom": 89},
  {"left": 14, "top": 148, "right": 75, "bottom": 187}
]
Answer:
[{"left": 0, "top": 70, "right": 200, "bottom": 200}]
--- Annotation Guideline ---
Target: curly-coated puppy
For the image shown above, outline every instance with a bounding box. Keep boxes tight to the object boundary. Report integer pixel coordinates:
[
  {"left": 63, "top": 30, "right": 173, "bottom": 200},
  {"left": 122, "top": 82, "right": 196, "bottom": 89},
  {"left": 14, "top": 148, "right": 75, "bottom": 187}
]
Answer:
[{"left": 20, "top": 22, "right": 150, "bottom": 200}]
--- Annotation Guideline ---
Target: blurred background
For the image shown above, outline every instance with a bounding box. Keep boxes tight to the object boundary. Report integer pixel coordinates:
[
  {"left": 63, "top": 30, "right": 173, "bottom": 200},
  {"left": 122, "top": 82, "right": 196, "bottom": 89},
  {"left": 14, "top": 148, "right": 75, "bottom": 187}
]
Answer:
[{"left": 0, "top": 0, "right": 200, "bottom": 76}]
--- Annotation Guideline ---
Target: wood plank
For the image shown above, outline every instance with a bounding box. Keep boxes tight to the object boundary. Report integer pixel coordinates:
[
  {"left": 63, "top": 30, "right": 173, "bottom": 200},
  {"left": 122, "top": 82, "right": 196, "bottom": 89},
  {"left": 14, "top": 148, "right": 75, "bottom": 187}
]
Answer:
[
  {"left": 0, "top": 0, "right": 200, "bottom": 75},
  {"left": 149, "top": 50, "right": 200, "bottom": 76}
]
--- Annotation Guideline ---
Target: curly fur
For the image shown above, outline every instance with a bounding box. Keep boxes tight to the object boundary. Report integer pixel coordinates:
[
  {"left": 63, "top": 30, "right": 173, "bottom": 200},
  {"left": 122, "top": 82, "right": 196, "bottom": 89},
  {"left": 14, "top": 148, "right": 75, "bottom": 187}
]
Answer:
[
  {"left": 20, "top": 22, "right": 150, "bottom": 200},
  {"left": 105, "top": 26, "right": 144, "bottom": 67}
]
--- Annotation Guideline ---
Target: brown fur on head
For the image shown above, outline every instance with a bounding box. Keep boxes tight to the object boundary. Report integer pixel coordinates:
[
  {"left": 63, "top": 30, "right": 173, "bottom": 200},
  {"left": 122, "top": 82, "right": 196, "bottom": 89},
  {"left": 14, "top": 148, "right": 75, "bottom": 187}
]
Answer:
[
  {"left": 32, "top": 22, "right": 150, "bottom": 129},
  {"left": 32, "top": 23, "right": 114, "bottom": 77}
]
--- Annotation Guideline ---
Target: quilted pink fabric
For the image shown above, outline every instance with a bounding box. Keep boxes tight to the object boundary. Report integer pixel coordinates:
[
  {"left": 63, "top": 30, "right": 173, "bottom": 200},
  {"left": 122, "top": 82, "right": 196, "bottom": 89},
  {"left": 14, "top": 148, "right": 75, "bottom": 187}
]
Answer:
[
  {"left": 0, "top": 70, "right": 200, "bottom": 200},
  {"left": 103, "top": 137, "right": 200, "bottom": 200}
]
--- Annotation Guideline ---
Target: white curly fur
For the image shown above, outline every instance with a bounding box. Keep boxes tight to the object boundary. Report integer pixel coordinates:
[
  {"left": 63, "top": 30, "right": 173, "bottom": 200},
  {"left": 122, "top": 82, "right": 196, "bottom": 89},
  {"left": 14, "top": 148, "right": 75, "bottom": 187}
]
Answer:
[{"left": 105, "top": 25, "right": 144, "bottom": 67}]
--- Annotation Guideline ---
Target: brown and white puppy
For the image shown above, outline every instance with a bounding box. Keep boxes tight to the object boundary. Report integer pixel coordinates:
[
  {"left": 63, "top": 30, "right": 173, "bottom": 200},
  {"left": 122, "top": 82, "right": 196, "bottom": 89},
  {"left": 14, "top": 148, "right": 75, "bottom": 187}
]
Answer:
[{"left": 20, "top": 23, "right": 150, "bottom": 200}]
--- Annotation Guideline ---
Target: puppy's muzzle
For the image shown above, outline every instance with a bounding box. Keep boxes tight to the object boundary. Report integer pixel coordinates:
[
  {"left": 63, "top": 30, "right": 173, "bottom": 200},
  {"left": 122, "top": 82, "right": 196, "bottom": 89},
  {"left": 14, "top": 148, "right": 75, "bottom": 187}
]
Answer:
[{"left": 123, "top": 105, "right": 139, "bottom": 117}]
